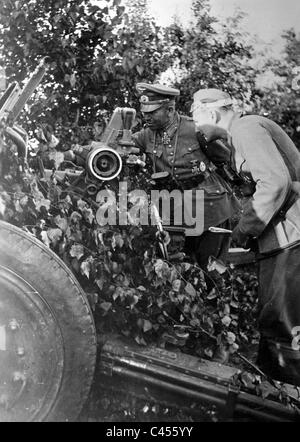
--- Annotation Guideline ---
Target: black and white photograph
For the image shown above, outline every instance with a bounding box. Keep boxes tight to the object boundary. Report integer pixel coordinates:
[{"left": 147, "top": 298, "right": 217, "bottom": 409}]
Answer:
[{"left": 0, "top": 0, "right": 300, "bottom": 427}]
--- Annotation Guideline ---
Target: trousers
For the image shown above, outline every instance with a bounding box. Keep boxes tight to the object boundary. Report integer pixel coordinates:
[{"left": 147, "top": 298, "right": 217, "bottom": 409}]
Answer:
[
  {"left": 256, "top": 244, "right": 300, "bottom": 385},
  {"left": 184, "top": 220, "right": 231, "bottom": 270}
]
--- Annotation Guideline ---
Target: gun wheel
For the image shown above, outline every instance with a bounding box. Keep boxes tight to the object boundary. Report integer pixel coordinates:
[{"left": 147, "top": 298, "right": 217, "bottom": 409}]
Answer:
[{"left": 0, "top": 221, "right": 97, "bottom": 422}]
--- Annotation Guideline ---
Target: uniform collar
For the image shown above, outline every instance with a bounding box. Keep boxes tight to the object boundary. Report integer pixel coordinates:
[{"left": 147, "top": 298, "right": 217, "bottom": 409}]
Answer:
[
  {"left": 159, "top": 112, "right": 180, "bottom": 140},
  {"left": 228, "top": 112, "right": 243, "bottom": 132}
]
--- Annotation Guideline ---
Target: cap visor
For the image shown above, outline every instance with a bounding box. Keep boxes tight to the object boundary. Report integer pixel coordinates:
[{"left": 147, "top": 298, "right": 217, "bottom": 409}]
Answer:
[{"left": 140, "top": 103, "right": 162, "bottom": 113}]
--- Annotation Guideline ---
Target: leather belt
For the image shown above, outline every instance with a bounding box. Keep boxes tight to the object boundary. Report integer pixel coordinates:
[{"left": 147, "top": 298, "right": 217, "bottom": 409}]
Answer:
[{"left": 177, "top": 175, "right": 205, "bottom": 189}]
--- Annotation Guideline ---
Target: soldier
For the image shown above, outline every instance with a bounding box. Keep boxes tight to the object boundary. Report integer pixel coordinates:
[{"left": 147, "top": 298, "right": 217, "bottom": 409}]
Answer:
[
  {"left": 192, "top": 87, "right": 300, "bottom": 385},
  {"left": 133, "top": 83, "right": 238, "bottom": 272}
]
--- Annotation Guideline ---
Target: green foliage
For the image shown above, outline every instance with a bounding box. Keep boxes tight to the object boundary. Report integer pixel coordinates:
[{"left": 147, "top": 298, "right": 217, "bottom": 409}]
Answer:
[
  {"left": 1, "top": 0, "right": 297, "bottom": 148},
  {"left": 0, "top": 0, "right": 261, "bottom": 145},
  {"left": 163, "top": 0, "right": 257, "bottom": 114},
  {"left": 254, "top": 30, "right": 300, "bottom": 147},
  {"left": 0, "top": 0, "right": 173, "bottom": 145}
]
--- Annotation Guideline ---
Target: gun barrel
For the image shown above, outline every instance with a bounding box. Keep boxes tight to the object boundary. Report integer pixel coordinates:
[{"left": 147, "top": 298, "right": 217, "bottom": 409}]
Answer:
[
  {"left": 0, "top": 82, "right": 21, "bottom": 122},
  {"left": 8, "top": 58, "right": 48, "bottom": 124}
]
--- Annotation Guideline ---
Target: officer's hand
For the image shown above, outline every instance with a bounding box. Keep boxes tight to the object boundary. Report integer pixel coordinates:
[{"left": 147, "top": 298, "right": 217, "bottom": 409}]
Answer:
[
  {"left": 196, "top": 124, "right": 229, "bottom": 143},
  {"left": 156, "top": 230, "right": 171, "bottom": 246},
  {"left": 231, "top": 226, "right": 250, "bottom": 248}
]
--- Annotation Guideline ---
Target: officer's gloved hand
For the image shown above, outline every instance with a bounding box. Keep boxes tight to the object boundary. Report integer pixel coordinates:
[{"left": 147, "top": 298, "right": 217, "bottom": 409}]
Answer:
[{"left": 196, "top": 124, "right": 229, "bottom": 143}]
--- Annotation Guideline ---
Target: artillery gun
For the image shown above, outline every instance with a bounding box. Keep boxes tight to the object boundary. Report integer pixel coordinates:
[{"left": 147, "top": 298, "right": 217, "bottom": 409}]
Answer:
[{"left": 0, "top": 61, "right": 299, "bottom": 423}]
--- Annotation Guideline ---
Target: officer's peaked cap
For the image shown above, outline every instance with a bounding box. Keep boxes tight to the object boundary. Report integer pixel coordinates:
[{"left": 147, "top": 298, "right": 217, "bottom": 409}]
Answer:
[
  {"left": 136, "top": 83, "right": 180, "bottom": 113},
  {"left": 192, "top": 88, "right": 233, "bottom": 111}
]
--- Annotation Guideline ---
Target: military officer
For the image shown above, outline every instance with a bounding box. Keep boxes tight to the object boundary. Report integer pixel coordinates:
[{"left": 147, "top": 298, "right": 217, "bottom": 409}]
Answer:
[
  {"left": 192, "top": 87, "right": 300, "bottom": 386},
  {"left": 133, "top": 83, "right": 238, "bottom": 271}
]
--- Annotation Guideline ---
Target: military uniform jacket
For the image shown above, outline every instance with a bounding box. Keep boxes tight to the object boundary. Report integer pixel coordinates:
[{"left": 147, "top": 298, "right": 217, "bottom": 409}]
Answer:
[
  {"left": 133, "top": 113, "right": 235, "bottom": 235},
  {"left": 229, "top": 114, "right": 300, "bottom": 253}
]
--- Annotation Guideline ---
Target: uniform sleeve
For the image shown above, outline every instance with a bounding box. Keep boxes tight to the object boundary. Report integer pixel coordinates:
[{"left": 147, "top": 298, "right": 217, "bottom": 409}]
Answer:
[
  {"left": 232, "top": 122, "right": 292, "bottom": 237},
  {"left": 132, "top": 129, "right": 146, "bottom": 153}
]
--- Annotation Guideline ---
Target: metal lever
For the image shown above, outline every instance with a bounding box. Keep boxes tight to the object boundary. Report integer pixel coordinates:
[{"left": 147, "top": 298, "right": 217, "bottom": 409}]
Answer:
[
  {"left": 208, "top": 226, "right": 233, "bottom": 234},
  {"left": 151, "top": 203, "right": 169, "bottom": 260}
]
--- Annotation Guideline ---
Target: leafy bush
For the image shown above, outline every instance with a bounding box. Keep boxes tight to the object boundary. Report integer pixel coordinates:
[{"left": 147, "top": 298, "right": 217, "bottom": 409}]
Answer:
[{"left": 0, "top": 131, "right": 259, "bottom": 365}]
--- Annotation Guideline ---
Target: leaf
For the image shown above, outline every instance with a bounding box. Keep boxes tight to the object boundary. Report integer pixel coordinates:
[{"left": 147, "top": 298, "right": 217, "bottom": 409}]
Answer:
[
  {"left": 114, "top": 233, "right": 124, "bottom": 248},
  {"left": 54, "top": 215, "right": 69, "bottom": 232},
  {"left": 235, "top": 276, "right": 245, "bottom": 285},
  {"left": 240, "top": 372, "right": 256, "bottom": 388},
  {"left": 229, "top": 342, "right": 239, "bottom": 353},
  {"left": 137, "top": 285, "right": 146, "bottom": 291},
  {"left": 212, "top": 345, "right": 229, "bottom": 364},
  {"left": 184, "top": 282, "right": 196, "bottom": 298},
  {"left": 130, "top": 294, "right": 139, "bottom": 309},
  {"left": 177, "top": 293, "right": 185, "bottom": 303},
  {"left": 82, "top": 207, "right": 94, "bottom": 224},
  {"left": 59, "top": 195, "right": 73, "bottom": 211},
  {"left": 204, "top": 348, "right": 214, "bottom": 358},
  {"left": 258, "top": 382, "right": 273, "bottom": 400},
  {"left": 135, "top": 335, "right": 147, "bottom": 346},
  {"left": 20, "top": 195, "right": 28, "bottom": 207},
  {"left": 143, "top": 320, "right": 152, "bottom": 333},
  {"left": 96, "top": 278, "right": 104, "bottom": 291},
  {"left": 34, "top": 196, "right": 51, "bottom": 212},
  {"left": 136, "top": 65, "right": 144, "bottom": 75},
  {"left": 70, "top": 244, "right": 84, "bottom": 260},
  {"left": 182, "top": 262, "right": 192, "bottom": 272},
  {"left": 41, "top": 230, "right": 50, "bottom": 248},
  {"left": 168, "top": 267, "right": 178, "bottom": 283},
  {"left": 100, "top": 301, "right": 112, "bottom": 312},
  {"left": 71, "top": 258, "right": 80, "bottom": 273},
  {"left": 154, "top": 259, "right": 164, "bottom": 272},
  {"left": 112, "top": 290, "right": 119, "bottom": 301},
  {"left": 14, "top": 199, "right": 23, "bottom": 213},
  {"left": 48, "top": 151, "right": 64, "bottom": 168},
  {"left": 207, "top": 257, "right": 228, "bottom": 274},
  {"left": 230, "top": 300, "right": 239, "bottom": 309},
  {"left": 81, "top": 259, "right": 92, "bottom": 278},
  {"left": 144, "top": 261, "right": 153, "bottom": 277},
  {"left": 77, "top": 199, "right": 87, "bottom": 211},
  {"left": 47, "top": 228, "right": 62, "bottom": 245},
  {"left": 70, "top": 211, "right": 82, "bottom": 223},
  {"left": 207, "top": 288, "right": 217, "bottom": 300},
  {"left": 70, "top": 72, "right": 76, "bottom": 88},
  {"left": 226, "top": 332, "right": 236, "bottom": 344},
  {"left": 153, "top": 259, "right": 169, "bottom": 280},
  {"left": 190, "top": 318, "right": 200, "bottom": 327},
  {"left": 221, "top": 315, "right": 232, "bottom": 327},
  {"left": 172, "top": 279, "right": 182, "bottom": 293},
  {"left": 223, "top": 303, "right": 231, "bottom": 315}
]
